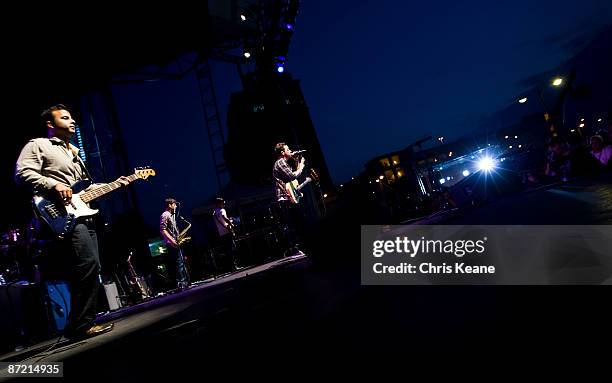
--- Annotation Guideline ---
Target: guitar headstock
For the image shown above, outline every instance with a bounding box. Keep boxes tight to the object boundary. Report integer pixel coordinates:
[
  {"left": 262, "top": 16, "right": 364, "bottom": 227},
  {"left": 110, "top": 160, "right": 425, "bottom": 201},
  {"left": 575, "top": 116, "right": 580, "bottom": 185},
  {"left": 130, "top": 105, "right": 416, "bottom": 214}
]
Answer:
[{"left": 134, "top": 167, "right": 156, "bottom": 180}]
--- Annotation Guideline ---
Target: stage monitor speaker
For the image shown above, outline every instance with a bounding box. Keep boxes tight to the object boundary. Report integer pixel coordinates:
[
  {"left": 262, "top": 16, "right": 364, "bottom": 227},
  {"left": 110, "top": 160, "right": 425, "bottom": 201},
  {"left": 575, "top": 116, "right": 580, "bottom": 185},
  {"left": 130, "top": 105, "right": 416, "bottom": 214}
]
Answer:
[
  {"left": 0, "top": 282, "right": 50, "bottom": 351},
  {"left": 45, "top": 281, "right": 70, "bottom": 332},
  {"left": 103, "top": 282, "right": 122, "bottom": 311}
]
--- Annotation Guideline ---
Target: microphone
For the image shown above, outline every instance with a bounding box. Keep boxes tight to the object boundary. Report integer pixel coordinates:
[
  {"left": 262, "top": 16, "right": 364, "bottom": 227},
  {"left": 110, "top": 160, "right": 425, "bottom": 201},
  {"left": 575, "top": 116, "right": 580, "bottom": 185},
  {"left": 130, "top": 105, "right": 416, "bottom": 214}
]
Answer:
[{"left": 292, "top": 150, "right": 307, "bottom": 156}]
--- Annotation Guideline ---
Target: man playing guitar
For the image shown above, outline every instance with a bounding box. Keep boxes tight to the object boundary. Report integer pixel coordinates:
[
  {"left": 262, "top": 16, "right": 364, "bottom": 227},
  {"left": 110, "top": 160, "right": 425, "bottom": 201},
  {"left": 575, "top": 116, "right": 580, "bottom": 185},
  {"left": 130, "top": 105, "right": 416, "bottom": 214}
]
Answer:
[
  {"left": 272, "top": 142, "right": 311, "bottom": 257},
  {"left": 213, "top": 198, "right": 239, "bottom": 271}
]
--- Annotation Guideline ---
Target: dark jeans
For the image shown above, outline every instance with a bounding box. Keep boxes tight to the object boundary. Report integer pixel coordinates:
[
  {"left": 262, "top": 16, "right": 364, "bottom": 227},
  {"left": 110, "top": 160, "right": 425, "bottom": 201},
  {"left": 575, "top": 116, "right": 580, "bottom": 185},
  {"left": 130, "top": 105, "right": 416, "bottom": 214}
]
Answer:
[
  {"left": 166, "top": 245, "right": 188, "bottom": 287},
  {"left": 218, "top": 233, "right": 237, "bottom": 270},
  {"left": 65, "top": 221, "right": 101, "bottom": 335},
  {"left": 276, "top": 200, "right": 306, "bottom": 254}
]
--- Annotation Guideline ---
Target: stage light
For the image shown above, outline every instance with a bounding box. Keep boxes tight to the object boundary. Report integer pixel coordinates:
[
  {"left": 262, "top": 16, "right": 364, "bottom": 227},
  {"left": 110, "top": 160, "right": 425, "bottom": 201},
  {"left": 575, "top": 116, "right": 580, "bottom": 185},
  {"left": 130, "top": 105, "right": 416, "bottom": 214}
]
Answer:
[
  {"left": 477, "top": 157, "right": 495, "bottom": 172},
  {"left": 243, "top": 52, "right": 251, "bottom": 58},
  {"left": 285, "top": 23, "right": 294, "bottom": 30},
  {"left": 323, "top": 194, "right": 328, "bottom": 198},
  {"left": 598, "top": 118, "right": 603, "bottom": 122},
  {"left": 376, "top": 179, "right": 380, "bottom": 183},
  {"left": 379, "top": 175, "right": 384, "bottom": 180},
  {"left": 552, "top": 77, "right": 563, "bottom": 86},
  {"left": 579, "top": 123, "right": 585, "bottom": 128},
  {"left": 581, "top": 118, "right": 585, "bottom": 122},
  {"left": 505, "top": 135, "right": 509, "bottom": 139},
  {"left": 439, "top": 178, "right": 446, "bottom": 184},
  {"left": 509, "top": 145, "right": 513, "bottom": 149},
  {"left": 462, "top": 170, "right": 470, "bottom": 177},
  {"left": 518, "top": 144, "right": 522, "bottom": 148},
  {"left": 240, "top": 14, "right": 247, "bottom": 21},
  {"left": 518, "top": 97, "right": 528, "bottom": 104},
  {"left": 514, "top": 135, "right": 518, "bottom": 139},
  {"left": 446, "top": 177, "right": 451, "bottom": 181},
  {"left": 277, "top": 65, "right": 285, "bottom": 73}
]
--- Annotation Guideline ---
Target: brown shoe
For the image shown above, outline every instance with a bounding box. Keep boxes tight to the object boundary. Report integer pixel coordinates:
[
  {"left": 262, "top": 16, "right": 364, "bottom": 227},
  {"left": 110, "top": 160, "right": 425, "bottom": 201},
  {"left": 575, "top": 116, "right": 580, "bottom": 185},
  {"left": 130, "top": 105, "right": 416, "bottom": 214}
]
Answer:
[{"left": 84, "top": 323, "right": 114, "bottom": 338}]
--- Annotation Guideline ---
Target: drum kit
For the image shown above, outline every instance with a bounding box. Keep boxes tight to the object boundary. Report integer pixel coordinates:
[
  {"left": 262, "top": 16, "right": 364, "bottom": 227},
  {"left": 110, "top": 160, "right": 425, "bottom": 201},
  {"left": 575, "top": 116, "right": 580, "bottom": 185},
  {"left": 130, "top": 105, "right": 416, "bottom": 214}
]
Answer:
[{"left": 0, "top": 223, "right": 43, "bottom": 285}]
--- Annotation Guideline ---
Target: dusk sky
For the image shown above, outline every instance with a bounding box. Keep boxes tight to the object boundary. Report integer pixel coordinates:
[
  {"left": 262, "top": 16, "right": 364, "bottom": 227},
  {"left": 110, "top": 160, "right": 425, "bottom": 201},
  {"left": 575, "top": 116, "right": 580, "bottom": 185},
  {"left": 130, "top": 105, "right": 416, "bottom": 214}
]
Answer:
[
  {"left": 5, "top": 1, "right": 609, "bottom": 230},
  {"left": 107, "top": 0, "right": 612, "bottom": 226}
]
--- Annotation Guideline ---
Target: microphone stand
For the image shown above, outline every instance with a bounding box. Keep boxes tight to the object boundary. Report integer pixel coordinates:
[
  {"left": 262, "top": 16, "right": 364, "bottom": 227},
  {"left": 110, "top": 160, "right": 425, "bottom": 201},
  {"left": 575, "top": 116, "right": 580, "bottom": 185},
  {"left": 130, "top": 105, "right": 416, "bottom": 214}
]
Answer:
[{"left": 173, "top": 203, "right": 189, "bottom": 286}]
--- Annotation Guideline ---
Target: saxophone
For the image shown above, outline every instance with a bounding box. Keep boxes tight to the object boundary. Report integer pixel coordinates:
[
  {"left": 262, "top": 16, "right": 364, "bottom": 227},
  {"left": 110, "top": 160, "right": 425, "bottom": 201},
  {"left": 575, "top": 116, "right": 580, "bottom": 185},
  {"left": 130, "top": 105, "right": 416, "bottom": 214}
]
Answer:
[
  {"left": 176, "top": 216, "right": 192, "bottom": 246},
  {"left": 127, "top": 254, "right": 152, "bottom": 299}
]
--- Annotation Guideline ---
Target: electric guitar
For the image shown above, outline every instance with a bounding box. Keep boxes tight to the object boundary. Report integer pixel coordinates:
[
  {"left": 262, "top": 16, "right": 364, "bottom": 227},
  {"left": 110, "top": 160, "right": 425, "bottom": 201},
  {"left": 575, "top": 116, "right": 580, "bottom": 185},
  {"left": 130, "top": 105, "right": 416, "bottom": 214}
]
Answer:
[
  {"left": 285, "top": 169, "right": 319, "bottom": 204},
  {"left": 33, "top": 167, "right": 156, "bottom": 239}
]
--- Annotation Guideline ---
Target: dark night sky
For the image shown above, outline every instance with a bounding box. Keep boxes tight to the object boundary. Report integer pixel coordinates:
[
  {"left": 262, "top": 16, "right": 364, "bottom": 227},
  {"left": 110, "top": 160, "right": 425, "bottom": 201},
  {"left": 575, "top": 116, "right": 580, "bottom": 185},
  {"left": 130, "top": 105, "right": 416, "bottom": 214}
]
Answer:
[
  {"left": 4, "top": 0, "right": 612, "bottom": 230},
  {"left": 110, "top": 0, "right": 612, "bottom": 227},
  {"left": 288, "top": 0, "right": 611, "bottom": 181}
]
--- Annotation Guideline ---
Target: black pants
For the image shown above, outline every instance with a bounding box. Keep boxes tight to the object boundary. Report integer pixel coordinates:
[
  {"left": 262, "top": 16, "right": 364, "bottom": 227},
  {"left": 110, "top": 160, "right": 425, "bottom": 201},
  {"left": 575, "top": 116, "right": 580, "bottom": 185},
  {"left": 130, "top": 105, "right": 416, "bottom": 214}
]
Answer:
[
  {"left": 218, "top": 233, "right": 237, "bottom": 270},
  {"left": 65, "top": 221, "right": 101, "bottom": 335},
  {"left": 276, "top": 200, "right": 306, "bottom": 253}
]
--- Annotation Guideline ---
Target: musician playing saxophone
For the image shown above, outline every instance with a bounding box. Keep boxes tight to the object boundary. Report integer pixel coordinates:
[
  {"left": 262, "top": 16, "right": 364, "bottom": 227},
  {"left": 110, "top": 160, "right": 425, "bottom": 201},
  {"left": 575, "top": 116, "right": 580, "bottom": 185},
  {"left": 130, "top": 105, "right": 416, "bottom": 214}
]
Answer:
[{"left": 159, "top": 198, "right": 189, "bottom": 289}]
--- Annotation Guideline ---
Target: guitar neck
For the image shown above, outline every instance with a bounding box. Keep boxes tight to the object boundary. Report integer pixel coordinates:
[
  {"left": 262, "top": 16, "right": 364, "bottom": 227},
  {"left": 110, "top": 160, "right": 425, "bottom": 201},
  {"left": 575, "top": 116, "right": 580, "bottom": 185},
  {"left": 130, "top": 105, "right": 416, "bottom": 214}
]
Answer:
[
  {"left": 80, "top": 174, "right": 139, "bottom": 203},
  {"left": 296, "top": 177, "right": 312, "bottom": 191}
]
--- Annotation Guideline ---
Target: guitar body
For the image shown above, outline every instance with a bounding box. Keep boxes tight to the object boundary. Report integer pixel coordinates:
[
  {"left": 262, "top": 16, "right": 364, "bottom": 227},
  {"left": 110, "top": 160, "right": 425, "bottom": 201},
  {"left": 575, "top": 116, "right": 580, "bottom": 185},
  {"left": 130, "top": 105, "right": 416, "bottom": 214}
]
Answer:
[
  {"left": 32, "top": 167, "right": 156, "bottom": 239},
  {"left": 284, "top": 169, "right": 319, "bottom": 204},
  {"left": 33, "top": 180, "right": 98, "bottom": 239},
  {"left": 285, "top": 180, "right": 302, "bottom": 204}
]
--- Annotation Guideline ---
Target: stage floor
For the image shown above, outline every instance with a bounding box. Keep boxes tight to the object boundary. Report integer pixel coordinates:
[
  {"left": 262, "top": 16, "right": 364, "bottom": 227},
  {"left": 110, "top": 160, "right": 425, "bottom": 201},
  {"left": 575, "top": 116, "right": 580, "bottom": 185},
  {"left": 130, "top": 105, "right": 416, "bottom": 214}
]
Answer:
[{"left": 0, "top": 254, "right": 310, "bottom": 371}]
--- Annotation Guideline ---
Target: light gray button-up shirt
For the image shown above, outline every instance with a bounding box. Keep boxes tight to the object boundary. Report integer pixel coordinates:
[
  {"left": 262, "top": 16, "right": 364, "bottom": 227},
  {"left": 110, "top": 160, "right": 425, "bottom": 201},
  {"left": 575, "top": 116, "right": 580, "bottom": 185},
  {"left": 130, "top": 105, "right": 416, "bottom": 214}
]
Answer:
[{"left": 15, "top": 137, "right": 87, "bottom": 192}]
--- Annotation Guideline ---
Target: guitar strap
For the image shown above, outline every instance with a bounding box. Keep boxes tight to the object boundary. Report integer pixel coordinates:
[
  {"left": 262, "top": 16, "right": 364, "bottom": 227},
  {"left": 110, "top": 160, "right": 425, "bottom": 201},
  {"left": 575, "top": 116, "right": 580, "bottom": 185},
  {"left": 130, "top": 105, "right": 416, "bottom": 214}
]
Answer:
[{"left": 75, "top": 155, "right": 95, "bottom": 183}]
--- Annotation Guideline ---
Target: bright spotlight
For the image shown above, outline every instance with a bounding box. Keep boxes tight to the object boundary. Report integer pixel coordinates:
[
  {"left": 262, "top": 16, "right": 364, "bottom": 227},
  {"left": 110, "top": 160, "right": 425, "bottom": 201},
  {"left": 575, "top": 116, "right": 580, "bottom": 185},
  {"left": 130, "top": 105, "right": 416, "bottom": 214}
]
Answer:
[
  {"left": 240, "top": 14, "right": 247, "bottom": 21},
  {"left": 243, "top": 52, "right": 251, "bottom": 58},
  {"left": 277, "top": 65, "right": 285, "bottom": 73},
  {"left": 518, "top": 97, "right": 528, "bottom": 104},
  {"left": 439, "top": 178, "right": 446, "bottom": 185},
  {"left": 477, "top": 157, "right": 495, "bottom": 172},
  {"left": 552, "top": 77, "right": 563, "bottom": 86},
  {"left": 462, "top": 170, "right": 470, "bottom": 177}
]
